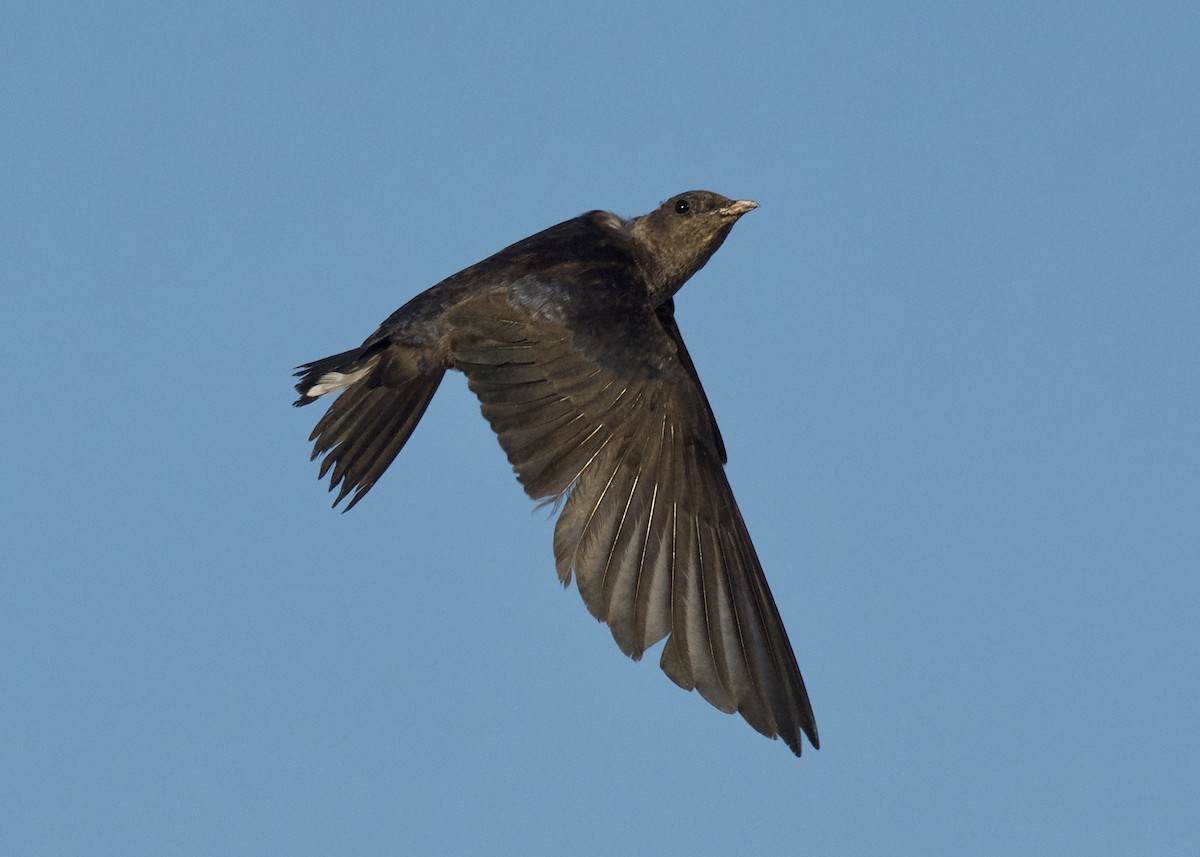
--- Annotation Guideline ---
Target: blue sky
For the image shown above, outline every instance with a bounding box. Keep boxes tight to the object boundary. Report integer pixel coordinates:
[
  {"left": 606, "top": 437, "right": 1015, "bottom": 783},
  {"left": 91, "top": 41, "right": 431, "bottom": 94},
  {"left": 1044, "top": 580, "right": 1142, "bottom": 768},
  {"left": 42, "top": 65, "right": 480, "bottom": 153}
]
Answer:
[{"left": 3, "top": 2, "right": 1198, "bottom": 854}]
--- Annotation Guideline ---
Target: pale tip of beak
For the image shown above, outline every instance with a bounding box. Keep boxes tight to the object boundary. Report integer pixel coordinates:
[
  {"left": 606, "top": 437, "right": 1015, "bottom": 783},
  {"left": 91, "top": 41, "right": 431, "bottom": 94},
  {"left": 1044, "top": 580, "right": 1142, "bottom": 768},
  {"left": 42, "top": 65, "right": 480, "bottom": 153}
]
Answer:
[{"left": 719, "top": 199, "right": 759, "bottom": 217}]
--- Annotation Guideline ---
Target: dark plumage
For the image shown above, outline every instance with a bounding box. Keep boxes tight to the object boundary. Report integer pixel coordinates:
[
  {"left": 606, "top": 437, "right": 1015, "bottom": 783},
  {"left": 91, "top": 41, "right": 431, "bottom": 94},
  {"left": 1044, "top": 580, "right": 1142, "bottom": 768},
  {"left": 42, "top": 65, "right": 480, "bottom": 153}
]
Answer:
[{"left": 294, "top": 191, "right": 819, "bottom": 755}]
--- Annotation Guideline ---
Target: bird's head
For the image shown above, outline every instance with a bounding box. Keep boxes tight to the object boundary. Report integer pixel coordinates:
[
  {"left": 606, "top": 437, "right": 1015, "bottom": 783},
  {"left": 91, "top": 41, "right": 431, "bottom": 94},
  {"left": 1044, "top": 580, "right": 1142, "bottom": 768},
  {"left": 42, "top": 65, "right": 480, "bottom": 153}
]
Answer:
[{"left": 629, "top": 191, "right": 758, "bottom": 305}]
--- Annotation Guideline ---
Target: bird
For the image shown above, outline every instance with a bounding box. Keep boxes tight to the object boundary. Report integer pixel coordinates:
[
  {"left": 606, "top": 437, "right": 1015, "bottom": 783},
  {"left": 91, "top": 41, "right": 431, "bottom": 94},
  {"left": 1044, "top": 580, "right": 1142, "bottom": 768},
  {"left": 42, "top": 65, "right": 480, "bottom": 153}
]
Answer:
[{"left": 293, "top": 191, "right": 819, "bottom": 756}]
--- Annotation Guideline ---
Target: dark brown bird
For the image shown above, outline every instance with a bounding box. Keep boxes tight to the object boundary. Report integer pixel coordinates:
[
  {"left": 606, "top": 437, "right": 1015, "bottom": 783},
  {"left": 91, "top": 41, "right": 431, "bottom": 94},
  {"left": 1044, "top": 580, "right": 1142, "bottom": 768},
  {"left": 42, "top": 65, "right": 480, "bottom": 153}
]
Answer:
[{"left": 294, "top": 191, "right": 819, "bottom": 755}]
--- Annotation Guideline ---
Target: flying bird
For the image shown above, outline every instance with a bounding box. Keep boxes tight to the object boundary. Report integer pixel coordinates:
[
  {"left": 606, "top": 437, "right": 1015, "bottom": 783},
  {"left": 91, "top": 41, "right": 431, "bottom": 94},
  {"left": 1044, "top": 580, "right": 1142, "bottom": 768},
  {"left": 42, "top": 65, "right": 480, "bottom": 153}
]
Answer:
[{"left": 294, "top": 191, "right": 819, "bottom": 755}]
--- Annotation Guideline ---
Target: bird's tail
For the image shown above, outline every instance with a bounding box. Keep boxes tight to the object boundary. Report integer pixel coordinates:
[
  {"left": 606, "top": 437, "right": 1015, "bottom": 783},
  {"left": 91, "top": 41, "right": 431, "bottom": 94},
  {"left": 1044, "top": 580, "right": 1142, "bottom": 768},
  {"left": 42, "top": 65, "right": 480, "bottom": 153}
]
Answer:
[{"left": 294, "top": 345, "right": 445, "bottom": 510}]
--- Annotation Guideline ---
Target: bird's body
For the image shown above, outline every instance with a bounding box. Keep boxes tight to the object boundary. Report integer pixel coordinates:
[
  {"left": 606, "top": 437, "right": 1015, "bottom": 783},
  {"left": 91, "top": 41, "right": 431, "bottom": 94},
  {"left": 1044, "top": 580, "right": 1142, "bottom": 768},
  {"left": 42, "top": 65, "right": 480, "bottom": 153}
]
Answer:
[{"left": 294, "top": 191, "right": 819, "bottom": 755}]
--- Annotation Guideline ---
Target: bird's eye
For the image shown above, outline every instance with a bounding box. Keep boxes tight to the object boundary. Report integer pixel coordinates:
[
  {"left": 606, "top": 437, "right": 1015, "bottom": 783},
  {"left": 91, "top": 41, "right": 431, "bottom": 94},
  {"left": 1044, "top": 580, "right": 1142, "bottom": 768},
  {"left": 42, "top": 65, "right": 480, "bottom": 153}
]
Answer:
[{"left": 674, "top": 198, "right": 691, "bottom": 215}]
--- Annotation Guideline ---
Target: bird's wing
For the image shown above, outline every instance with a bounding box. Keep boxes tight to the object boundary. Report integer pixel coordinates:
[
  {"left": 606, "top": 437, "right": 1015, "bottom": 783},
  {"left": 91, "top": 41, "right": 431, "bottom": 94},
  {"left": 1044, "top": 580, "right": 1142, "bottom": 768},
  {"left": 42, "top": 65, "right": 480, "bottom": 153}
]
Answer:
[
  {"left": 654, "top": 298, "right": 727, "bottom": 465},
  {"left": 446, "top": 279, "right": 818, "bottom": 754}
]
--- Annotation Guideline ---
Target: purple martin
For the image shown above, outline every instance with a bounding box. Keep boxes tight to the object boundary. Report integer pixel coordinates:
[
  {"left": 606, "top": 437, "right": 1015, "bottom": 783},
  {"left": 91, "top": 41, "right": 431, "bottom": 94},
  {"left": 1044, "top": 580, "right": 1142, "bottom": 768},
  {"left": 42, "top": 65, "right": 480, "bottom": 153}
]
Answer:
[{"left": 294, "top": 191, "right": 819, "bottom": 755}]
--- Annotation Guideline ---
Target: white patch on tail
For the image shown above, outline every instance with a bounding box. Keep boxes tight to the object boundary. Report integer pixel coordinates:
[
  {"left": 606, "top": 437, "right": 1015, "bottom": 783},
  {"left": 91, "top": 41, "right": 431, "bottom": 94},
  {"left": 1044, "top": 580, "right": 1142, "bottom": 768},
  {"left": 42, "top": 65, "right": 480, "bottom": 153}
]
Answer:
[{"left": 306, "top": 362, "right": 375, "bottom": 397}]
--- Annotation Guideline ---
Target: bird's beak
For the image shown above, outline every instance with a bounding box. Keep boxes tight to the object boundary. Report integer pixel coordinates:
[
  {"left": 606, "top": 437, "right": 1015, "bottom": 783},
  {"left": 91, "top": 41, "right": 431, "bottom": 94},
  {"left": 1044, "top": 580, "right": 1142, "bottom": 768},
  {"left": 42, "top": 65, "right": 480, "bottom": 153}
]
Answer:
[{"left": 719, "top": 199, "right": 759, "bottom": 218}]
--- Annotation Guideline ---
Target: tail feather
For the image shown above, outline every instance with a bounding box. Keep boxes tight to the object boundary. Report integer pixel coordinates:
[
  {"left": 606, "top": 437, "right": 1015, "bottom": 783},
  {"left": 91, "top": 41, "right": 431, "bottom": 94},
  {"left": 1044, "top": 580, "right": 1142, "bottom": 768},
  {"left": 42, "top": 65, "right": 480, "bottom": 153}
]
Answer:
[
  {"left": 295, "top": 346, "right": 445, "bottom": 510},
  {"left": 294, "top": 348, "right": 380, "bottom": 406}
]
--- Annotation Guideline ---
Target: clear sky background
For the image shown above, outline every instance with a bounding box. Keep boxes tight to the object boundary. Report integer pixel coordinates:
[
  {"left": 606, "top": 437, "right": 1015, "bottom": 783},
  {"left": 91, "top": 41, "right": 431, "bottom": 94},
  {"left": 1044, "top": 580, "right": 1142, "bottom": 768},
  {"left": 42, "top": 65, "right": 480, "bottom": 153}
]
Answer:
[{"left": 3, "top": 2, "right": 1198, "bottom": 855}]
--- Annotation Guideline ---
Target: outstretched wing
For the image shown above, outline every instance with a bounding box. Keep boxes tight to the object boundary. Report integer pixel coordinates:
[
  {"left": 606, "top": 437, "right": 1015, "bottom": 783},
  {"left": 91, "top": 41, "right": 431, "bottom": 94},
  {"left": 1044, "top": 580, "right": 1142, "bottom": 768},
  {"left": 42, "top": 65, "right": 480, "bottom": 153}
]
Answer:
[{"left": 447, "top": 277, "right": 818, "bottom": 754}]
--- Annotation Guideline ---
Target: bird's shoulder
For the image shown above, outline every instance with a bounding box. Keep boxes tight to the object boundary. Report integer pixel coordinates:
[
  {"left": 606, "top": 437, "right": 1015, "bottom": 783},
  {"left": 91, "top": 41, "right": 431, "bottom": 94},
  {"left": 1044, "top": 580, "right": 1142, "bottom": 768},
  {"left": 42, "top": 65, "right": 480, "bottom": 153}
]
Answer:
[
  {"left": 496, "top": 208, "right": 632, "bottom": 265},
  {"left": 450, "top": 209, "right": 657, "bottom": 357},
  {"left": 483, "top": 209, "right": 645, "bottom": 311},
  {"left": 375, "top": 209, "right": 639, "bottom": 346}
]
